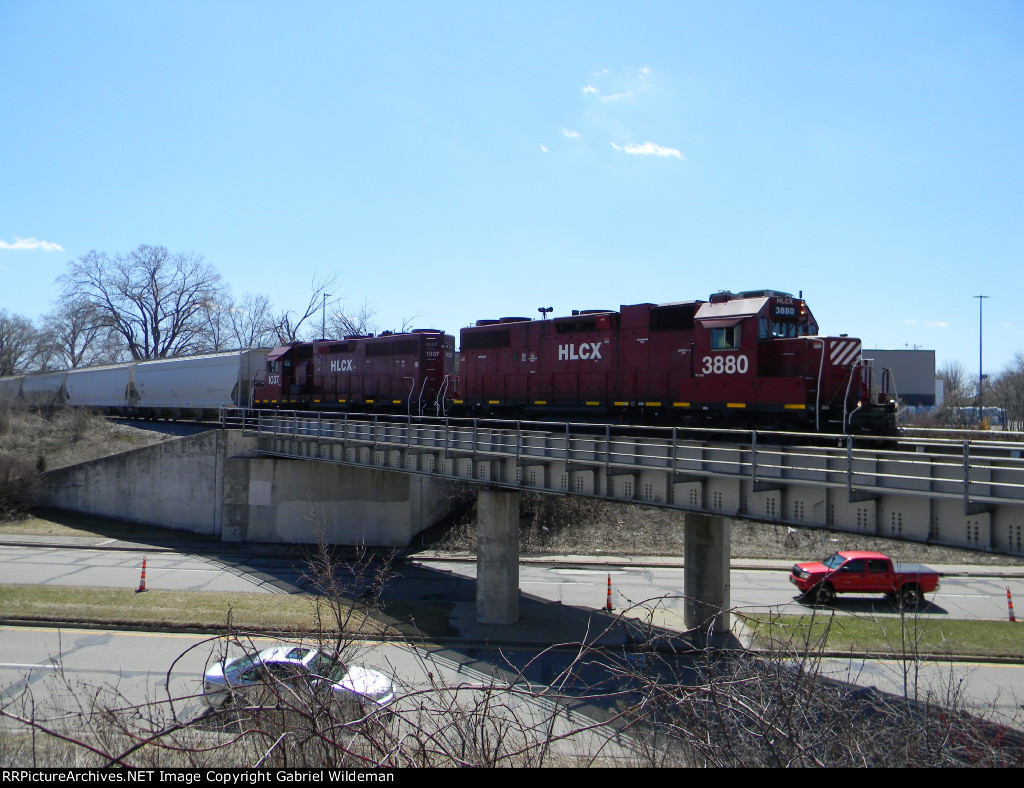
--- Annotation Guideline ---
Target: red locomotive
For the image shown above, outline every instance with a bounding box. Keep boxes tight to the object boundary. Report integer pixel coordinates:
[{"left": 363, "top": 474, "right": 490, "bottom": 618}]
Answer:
[
  {"left": 252, "top": 329, "right": 456, "bottom": 416},
  {"left": 251, "top": 290, "right": 897, "bottom": 434}
]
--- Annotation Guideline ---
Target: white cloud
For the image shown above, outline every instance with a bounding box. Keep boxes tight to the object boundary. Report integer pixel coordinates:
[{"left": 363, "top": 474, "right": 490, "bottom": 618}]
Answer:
[
  {"left": 610, "top": 141, "right": 684, "bottom": 160},
  {"left": 540, "top": 144, "right": 549, "bottom": 153},
  {"left": 0, "top": 236, "right": 64, "bottom": 252},
  {"left": 601, "top": 90, "right": 634, "bottom": 103},
  {"left": 561, "top": 128, "right": 581, "bottom": 139},
  {"left": 900, "top": 319, "right": 949, "bottom": 329}
]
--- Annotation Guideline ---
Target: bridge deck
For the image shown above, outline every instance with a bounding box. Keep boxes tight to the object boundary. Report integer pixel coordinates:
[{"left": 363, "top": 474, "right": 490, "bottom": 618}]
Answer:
[{"left": 223, "top": 409, "right": 1024, "bottom": 557}]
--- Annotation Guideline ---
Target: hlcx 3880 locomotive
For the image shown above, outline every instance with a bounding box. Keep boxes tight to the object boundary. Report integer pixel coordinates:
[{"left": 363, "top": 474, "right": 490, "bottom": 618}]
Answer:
[{"left": 252, "top": 289, "right": 897, "bottom": 434}]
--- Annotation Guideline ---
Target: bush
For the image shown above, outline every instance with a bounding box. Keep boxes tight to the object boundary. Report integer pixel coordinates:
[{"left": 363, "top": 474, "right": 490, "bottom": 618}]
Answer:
[{"left": 0, "top": 456, "right": 38, "bottom": 517}]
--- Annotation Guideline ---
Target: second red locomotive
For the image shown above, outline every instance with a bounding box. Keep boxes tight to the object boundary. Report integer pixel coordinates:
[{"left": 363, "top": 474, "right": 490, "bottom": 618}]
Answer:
[
  {"left": 253, "top": 329, "right": 456, "bottom": 416},
  {"left": 251, "top": 289, "right": 897, "bottom": 434}
]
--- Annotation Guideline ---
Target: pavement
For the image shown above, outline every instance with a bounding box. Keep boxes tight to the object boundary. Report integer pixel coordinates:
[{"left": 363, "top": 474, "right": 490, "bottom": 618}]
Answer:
[
  {"left": 5, "top": 530, "right": 1024, "bottom": 729},
  {"left": 3, "top": 530, "right": 1024, "bottom": 653},
  {"left": 5, "top": 531, "right": 1024, "bottom": 577}
]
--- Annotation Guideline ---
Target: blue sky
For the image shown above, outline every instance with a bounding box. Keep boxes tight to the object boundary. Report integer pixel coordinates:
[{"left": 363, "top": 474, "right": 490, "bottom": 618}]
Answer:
[{"left": 2, "top": 1, "right": 1022, "bottom": 375}]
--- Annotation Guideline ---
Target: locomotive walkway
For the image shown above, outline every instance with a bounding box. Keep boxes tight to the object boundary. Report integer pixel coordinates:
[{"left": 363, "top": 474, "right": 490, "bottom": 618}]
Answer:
[{"left": 222, "top": 408, "right": 1024, "bottom": 635}]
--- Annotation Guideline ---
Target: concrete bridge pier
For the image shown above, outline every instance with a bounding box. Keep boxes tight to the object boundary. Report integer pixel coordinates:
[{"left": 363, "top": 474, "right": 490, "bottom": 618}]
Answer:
[
  {"left": 476, "top": 488, "right": 521, "bottom": 625},
  {"left": 684, "top": 512, "right": 731, "bottom": 637}
]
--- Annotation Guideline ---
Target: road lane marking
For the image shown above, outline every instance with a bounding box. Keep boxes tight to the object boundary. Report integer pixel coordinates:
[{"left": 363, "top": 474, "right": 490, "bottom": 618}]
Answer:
[{"left": 0, "top": 663, "right": 59, "bottom": 670}]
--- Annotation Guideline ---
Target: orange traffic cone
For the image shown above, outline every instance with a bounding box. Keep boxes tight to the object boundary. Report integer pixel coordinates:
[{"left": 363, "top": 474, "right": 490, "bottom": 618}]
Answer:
[
  {"left": 606, "top": 574, "right": 613, "bottom": 612},
  {"left": 136, "top": 557, "right": 148, "bottom": 593},
  {"left": 1008, "top": 587, "right": 1016, "bottom": 623}
]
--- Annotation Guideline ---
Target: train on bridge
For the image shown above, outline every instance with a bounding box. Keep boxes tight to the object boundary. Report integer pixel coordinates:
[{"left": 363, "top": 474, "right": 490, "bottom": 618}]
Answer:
[
  {"left": 252, "top": 289, "right": 896, "bottom": 434},
  {"left": 0, "top": 349, "right": 269, "bottom": 421},
  {"left": 0, "top": 290, "right": 898, "bottom": 434}
]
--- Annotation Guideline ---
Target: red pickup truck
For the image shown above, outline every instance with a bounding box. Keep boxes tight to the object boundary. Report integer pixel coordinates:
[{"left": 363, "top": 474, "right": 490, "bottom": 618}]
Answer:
[{"left": 789, "top": 550, "right": 940, "bottom": 608}]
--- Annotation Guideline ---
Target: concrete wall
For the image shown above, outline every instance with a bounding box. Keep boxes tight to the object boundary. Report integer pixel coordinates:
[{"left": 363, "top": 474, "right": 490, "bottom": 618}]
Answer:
[
  {"left": 40, "top": 430, "right": 230, "bottom": 535},
  {"left": 40, "top": 430, "right": 454, "bottom": 547},
  {"left": 220, "top": 454, "right": 452, "bottom": 546}
]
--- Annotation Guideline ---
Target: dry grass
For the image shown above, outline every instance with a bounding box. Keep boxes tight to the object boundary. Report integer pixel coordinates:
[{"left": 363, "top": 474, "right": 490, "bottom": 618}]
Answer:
[
  {"left": 422, "top": 485, "right": 1024, "bottom": 566},
  {"left": 0, "top": 403, "right": 171, "bottom": 518},
  {"left": 0, "top": 583, "right": 393, "bottom": 636}
]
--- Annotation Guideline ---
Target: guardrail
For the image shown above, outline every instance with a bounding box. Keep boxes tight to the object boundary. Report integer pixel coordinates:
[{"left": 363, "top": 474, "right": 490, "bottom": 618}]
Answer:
[
  {"left": 222, "top": 408, "right": 1024, "bottom": 507},
  {"left": 221, "top": 408, "right": 1024, "bottom": 554}
]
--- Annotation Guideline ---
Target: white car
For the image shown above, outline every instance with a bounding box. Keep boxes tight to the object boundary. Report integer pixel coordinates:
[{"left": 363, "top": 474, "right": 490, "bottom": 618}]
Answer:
[{"left": 203, "top": 645, "right": 395, "bottom": 715}]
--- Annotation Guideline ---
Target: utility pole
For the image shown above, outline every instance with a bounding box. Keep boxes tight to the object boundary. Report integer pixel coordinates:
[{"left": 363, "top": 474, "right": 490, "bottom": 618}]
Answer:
[
  {"left": 322, "top": 293, "right": 331, "bottom": 340},
  {"left": 974, "top": 294, "right": 989, "bottom": 422}
]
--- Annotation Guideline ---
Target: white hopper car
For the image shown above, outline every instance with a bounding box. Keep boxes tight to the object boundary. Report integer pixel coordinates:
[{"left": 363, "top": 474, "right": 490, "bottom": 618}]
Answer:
[{"left": 0, "top": 349, "right": 269, "bottom": 420}]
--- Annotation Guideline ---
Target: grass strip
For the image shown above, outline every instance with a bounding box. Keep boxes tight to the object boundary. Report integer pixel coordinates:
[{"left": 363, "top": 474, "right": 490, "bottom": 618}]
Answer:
[
  {"left": 0, "top": 583, "right": 457, "bottom": 640},
  {"left": 742, "top": 612, "right": 1024, "bottom": 659},
  {"left": 2, "top": 510, "right": 218, "bottom": 541},
  {"left": 0, "top": 584, "right": 390, "bottom": 636}
]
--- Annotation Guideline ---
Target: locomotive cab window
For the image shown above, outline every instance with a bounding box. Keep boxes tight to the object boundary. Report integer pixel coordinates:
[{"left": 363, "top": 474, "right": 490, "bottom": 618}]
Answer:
[
  {"left": 711, "top": 326, "right": 741, "bottom": 349},
  {"left": 770, "top": 319, "right": 818, "bottom": 338},
  {"left": 772, "top": 321, "right": 797, "bottom": 338}
]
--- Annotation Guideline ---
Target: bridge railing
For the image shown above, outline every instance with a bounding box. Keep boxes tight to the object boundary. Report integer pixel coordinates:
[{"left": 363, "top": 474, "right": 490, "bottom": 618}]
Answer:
[{"left": 220, "top": 408, "right": 1024, "bottom": 512}]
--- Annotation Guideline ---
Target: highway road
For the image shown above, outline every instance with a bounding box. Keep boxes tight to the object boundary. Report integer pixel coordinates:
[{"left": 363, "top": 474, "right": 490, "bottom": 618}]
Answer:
[
  {"left": 2, "top": 539, "right": 1023, "bottom": 753},
  {"left": 0, "top": 543, "right": 302, "bottom": 594},
  {"left": 2, "top": 623, "right": 1021, "bottom": 751},
  {"left": 0, "top": 624, "right": 634, "bottom": 762},
  {"left": 2, "top": 542, "right": 1021, "bottom": 622}
]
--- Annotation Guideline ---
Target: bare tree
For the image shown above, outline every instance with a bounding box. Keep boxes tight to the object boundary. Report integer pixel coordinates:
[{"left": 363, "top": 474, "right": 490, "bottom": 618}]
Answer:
[
  {"left": 327, "top": 297, "right": 378, "bottom": 339},
  {"left": 36, "top": 298, "right": 122, "bottom": 370},
  {"left": 0, "top": 310, "right": 39, "bottom": 376},
  {"left": 190, "top": 291, "right": 279, "bottom": 353},
  {"left": 989, "top": 352, "right": 1024, "bottom": 429},
  {"left": 271, "top": 275, "right": 340, "bottom": 344},
  {"left": 228, "top": 292, "right": 279, "bottom": 349},
  {"left": 324, "top": 299, "right": 426, "bottom": 339},
  {"left": 58, "top": 245, "right": 224, "bottom": 360},
  {"left": 936, "top": 359, "right": 972, "bottom": 424}
]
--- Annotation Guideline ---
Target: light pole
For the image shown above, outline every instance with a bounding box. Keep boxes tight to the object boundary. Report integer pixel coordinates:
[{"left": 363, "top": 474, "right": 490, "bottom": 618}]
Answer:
[
  {"left": 974, "top": 294, "right": 989, "bottom": 422},
  {"left": 322, "top": 293, "right": 331, "bottom": 340}
]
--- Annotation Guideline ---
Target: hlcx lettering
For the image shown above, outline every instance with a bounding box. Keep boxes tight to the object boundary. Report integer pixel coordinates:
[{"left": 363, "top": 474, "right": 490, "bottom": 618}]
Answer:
[
  {"left": 330, "top": 359, "right": 354, "bottom": 372},
  {"left": 558, "top": 343, "right": 602, "bottom": 361}
]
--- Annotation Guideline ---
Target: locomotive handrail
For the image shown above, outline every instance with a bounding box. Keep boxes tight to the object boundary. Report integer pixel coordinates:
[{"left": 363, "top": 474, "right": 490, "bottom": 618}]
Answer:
[
  {"left": 417, "top": 377, "right": 428, "bottom": 416},
  {"left": 812, "top": 337, "right": 825, "bottom": 432},
  {"left": 404, "top": 376, "right": 415, "bottom": 416}
]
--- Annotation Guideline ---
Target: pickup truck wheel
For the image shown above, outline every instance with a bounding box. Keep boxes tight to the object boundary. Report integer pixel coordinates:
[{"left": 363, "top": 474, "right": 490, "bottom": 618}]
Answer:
[
  {"left": 812, "top": 583, "right": 835, "bottom": 606},
  {"left": 899, "top": 584, "right": 922, "bottom": 609}
]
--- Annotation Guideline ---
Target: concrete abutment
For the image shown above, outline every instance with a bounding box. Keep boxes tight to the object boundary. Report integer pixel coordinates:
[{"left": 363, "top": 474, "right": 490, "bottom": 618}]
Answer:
[{"left": 39, "top": 431, "right": 455, "bottom": 546}]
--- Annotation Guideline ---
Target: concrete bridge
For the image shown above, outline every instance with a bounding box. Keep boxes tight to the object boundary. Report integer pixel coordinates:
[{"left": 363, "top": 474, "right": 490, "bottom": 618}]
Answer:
[
  {"left": 234, "top": 410, "right": 1024, "bottom": 633},
  {"left": 40, "top": 410, "right": 1024, "bottom": 639}
]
